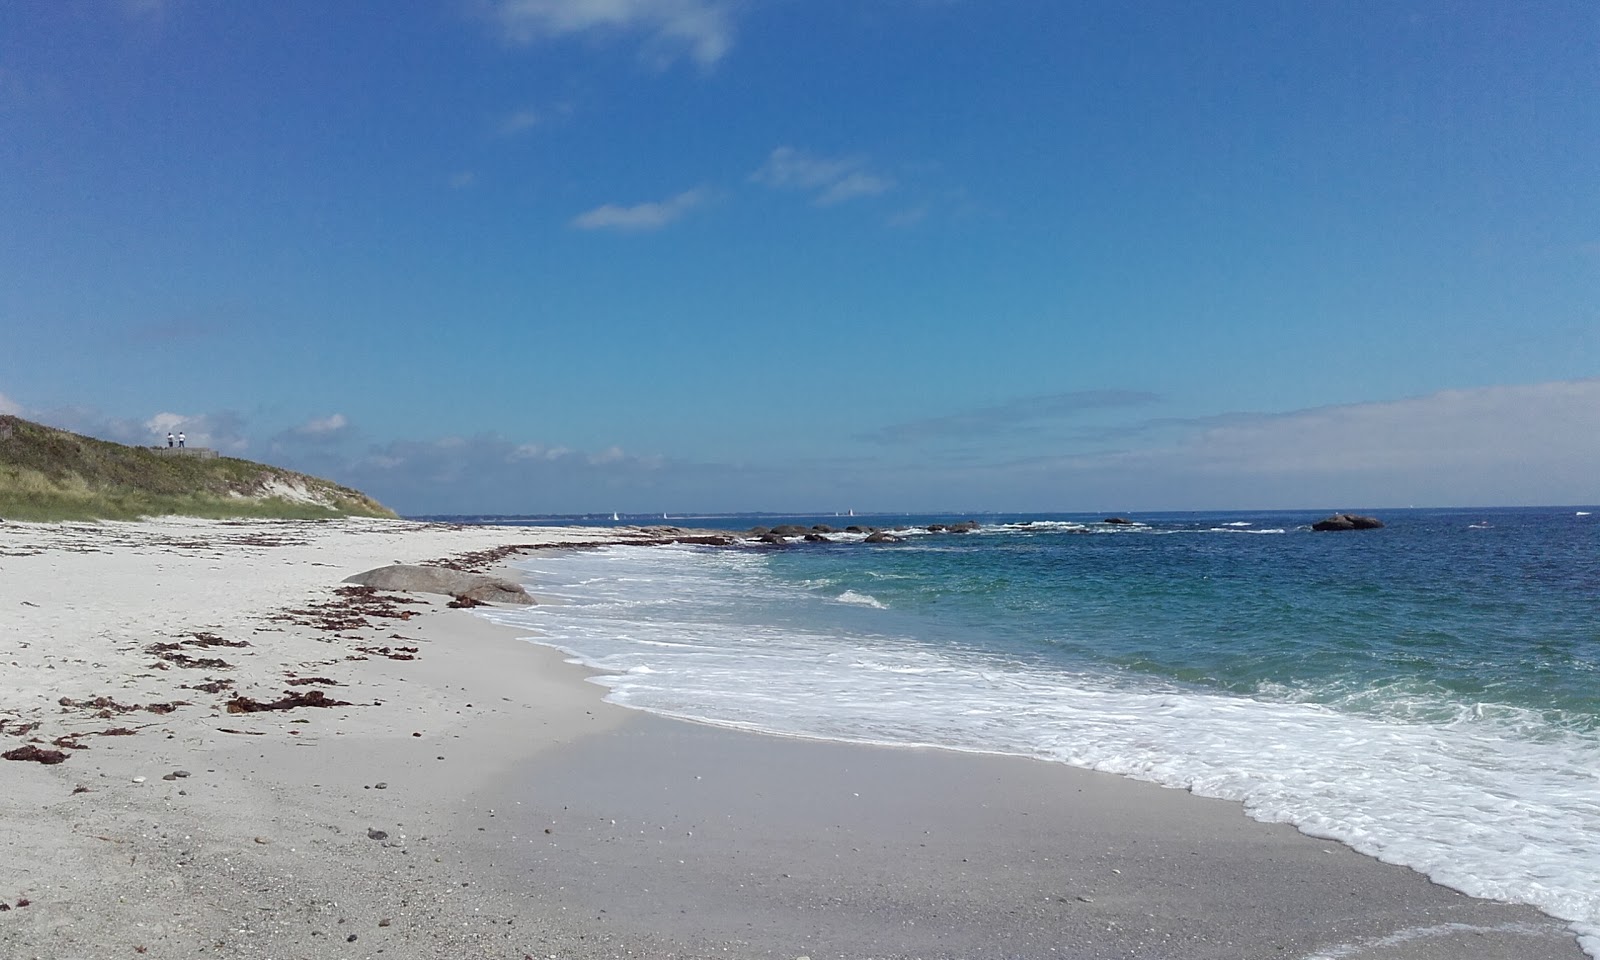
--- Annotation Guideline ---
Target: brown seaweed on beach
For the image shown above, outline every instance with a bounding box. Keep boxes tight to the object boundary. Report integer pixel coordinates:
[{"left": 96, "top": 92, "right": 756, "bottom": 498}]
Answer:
[
  {"left": 446, "top": 594, "right": 485, "bottom": 608},
  {"left": 284, "top": 676, "right": 341, "bottom": 686},
  {"left": 51, "top": 736, "right": 87, "bottom": 750},
  {"left": 96, "top": 727, "right": 137, "bottom": 737},
  {"left": 143, "top": 701, "right": 189, "bottom": 715},
  {"left": 423, "top": 543, "right": 544, "bottom": 572},
  {"left": 59, "top": 695, "right": 140, "bottom": 714},
  {"left": 3, "top": 744, "right": 69, "bottom": 764},
  {"left": 355, "top": 645, "right": 419, "bottom": 661},
  {"left": 225, "top": 690, "right": 352, "bottom": 713},
  {"left": 183, "top": 679, "right": 234, "bottom": 693},
  {"left": 277, "top": 586, "right": 425, "bottom": 633},
  {"left": 150, "top": 650, "right": 233, "bottom": 670},
  {"left": 216, "top": 727, "right": 266, "bottom": 735},
  {"left": 187, "top": 632, "right": 250, "bottom": 648}
]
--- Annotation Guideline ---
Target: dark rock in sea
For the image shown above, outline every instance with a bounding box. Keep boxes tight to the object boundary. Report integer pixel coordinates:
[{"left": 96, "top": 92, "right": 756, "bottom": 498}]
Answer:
[
  {"left": 669, "top": 535, "right": 735, "bottom": 546},
  {"left": 803, "top": 532, "right": 832, "bottom": 543},
  {"left": 1312, "top": 513, "right": 1385, "bottom": 532},
  {"left": 863, "top": 532, "right": 902, "bottom": 544},
  {"left": 811, "top": 524, "right": 835, "bottom": 533},
  {"left": 949, "top": 520, "right": 981, "bottom": 533},
  {"left": 747, "top": 526, "right": 770, "bottom": 537},
  {"left": 770, "top": 524, "right": 808, "bottom": 537},
  {"left": 343, "top": 565, "right": 534, "bottom": 605},
  {"left": 927, "top": 524, "right": 948, "bottom": 533},
  {"left": 757, "top": 532, "right": 789, "bottom": 545},
  {"left": 1103, "top": 517, "right": 1133, "bottom": 525},
  {"left": 844, "top": 525, "right": 866, "bottom": 534}
]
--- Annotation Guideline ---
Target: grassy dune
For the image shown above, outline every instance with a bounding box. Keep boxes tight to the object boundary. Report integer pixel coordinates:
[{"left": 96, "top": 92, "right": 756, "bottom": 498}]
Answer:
[{"left": 0, "top": 415, "right": 395, "bottom": 522}]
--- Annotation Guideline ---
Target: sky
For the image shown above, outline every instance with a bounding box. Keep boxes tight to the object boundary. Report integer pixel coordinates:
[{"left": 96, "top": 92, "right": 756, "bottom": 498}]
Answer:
[{"left": 1, "top": 0, "right": 1596, "bottom": 515}]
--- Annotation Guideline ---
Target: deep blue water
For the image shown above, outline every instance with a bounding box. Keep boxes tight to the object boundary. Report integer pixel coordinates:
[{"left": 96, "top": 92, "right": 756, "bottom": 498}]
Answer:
[{"left": 476, "top": 507, "right": 1600, "bottom": 950}]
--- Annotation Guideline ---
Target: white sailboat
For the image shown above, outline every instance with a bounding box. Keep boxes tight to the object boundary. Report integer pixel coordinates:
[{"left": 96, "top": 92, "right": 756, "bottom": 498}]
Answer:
[{"left": 612, "top": 511, "right": 620, "bottom": 521}]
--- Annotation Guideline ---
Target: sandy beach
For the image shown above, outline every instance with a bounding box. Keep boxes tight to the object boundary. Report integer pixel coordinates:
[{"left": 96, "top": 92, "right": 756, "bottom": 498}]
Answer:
[{"left": 0, "top": 517, "right": 1586, "bottom": 960}]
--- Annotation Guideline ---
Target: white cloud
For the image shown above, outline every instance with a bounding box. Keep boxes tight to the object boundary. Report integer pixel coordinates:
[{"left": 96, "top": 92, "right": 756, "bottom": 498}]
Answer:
[
  {"left": 750, "top": 146, "right": 895, "bottom": 206},
  {"left": 139, "top": 411, "right": 250, "bottom": 452},
  {"left": 572, "top": 187, "right": 709, "bottom": 232},
  {"left": 486, "top": 0, "right": 734, "bottom": 68},
  {"left": 750, "top": 147, "right": 854, "bottom": 190},
  {"left": 817, "top": 170, "right": 894, "bottom": 206},
  {"left": 297, "top": 413, "right": 348, "bottom": 435},
  {"left": 0, "top": 391, "right": 20, "bottom": 416}
]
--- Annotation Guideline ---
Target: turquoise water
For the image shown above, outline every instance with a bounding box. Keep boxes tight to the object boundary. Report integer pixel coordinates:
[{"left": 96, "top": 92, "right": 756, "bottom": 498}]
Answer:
[{"left": 486, "top": 507, "right": 1600, "bottom": 951}]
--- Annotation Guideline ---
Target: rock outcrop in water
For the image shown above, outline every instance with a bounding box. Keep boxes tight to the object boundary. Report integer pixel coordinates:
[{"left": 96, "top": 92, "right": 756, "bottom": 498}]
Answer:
[
  {"left": 342, "top": 564, "right": 534, "bottom": 604},
  {"left": 1311, "top": 513, "right": 1385, "bottom": 531}
]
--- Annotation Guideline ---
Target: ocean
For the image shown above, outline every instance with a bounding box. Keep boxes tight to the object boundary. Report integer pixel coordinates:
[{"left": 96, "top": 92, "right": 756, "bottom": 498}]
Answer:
[{"left": 478, "top": 507, "right": 1600, "bottom": 953}]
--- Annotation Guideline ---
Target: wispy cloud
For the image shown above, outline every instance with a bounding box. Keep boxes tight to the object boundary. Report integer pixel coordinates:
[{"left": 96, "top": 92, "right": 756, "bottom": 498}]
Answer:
[
  {"left": 484, "top": 0, "right": 735, "bottom": 68},
  {"left": 448, "top": 170, "right": 477, "bottom": 190},
  {"left": 572, "top": 186, "right": 709, "bottom": 232},
  {"left": 976, "top": 379, "right": 1600, "bottom": 509},
  {"left": 498, "top": 108, "right": 539, "bottom": 136},
  {"left": 860, "top": 390, "right": 1162, "bottom": 445},
  {"left": 331, "top": 434, "right": 672, "bottom": 514},
  {"left": 750, "top": 147, "right": 895, "bottom": 206},
  {"left": 0, "top": 391, "right": 21, "bottom": 416}
]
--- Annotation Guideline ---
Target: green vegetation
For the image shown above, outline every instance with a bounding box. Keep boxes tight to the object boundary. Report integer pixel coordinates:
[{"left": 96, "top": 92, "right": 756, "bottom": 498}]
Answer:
[{"left": 0, "top": 415, "right": 395, "bottom": 522}]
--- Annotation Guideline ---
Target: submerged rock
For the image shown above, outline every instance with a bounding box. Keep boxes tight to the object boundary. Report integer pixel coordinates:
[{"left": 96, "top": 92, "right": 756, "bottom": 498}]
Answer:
[{"left": 342, "top": 564, "right": 534, "bottom": 604}]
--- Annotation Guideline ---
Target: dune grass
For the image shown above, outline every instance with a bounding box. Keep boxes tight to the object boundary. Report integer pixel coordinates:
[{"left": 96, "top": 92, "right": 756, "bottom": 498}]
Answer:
[{"left": 0, "top": 416, "right": 394, "bottom": 522}]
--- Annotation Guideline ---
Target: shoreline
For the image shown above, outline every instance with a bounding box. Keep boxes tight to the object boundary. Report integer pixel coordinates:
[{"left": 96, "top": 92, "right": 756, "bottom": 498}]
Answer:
[{"left": 0, "top": 517, "right": 1587, "bottom": 959}]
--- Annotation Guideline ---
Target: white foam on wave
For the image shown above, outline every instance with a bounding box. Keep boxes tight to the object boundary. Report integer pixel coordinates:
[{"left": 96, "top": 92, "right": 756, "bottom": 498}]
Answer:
[
  {"left": 835, "top": 589, "right": 887, "bottom": 608},
  {"left": 486, "top": 544, "right": 1600, "bottom": 955},
  {"left": 1204, "top": 526, "right": 1288, "bottom": 535}
]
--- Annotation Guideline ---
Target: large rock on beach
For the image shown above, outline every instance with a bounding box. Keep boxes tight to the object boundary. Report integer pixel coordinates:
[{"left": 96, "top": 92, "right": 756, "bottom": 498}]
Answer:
[
  {"left": 1311, "top": 513, "right": 1384, "bottom": 532},
  {"left": 343, "top": 564, "right": 534, "bottom": 605}
]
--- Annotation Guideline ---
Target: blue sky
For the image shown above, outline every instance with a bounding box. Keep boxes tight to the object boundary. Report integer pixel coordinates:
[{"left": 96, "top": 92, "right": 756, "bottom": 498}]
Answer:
[{"left": 2, "top": 0, "right": 1596, "bottom": 514}]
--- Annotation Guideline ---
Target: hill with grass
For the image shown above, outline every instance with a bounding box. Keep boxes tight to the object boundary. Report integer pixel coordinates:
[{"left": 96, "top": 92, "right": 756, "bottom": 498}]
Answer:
[{"left": 0, "top": 415, "right": 396, "bottom": 521}]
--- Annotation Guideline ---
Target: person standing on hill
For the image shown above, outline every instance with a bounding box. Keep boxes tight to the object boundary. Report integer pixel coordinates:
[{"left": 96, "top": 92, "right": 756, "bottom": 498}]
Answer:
[
  {"left": 166, "top": 432, "right": 174, "bottom": 448},
  {"left": 177, "top": 432, "right": 185, "bottom": 448}
]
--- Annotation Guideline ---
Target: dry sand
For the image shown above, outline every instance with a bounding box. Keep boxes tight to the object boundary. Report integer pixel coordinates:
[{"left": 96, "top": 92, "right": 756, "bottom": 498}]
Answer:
[{"left": 0, "top": 517, "right": 1586, "bottom": 959}]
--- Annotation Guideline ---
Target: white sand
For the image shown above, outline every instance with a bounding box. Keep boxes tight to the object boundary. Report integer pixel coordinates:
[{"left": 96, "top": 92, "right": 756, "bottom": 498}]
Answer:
[{"left": 0, "top": 517, "right": 641, "bottom": 958}]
